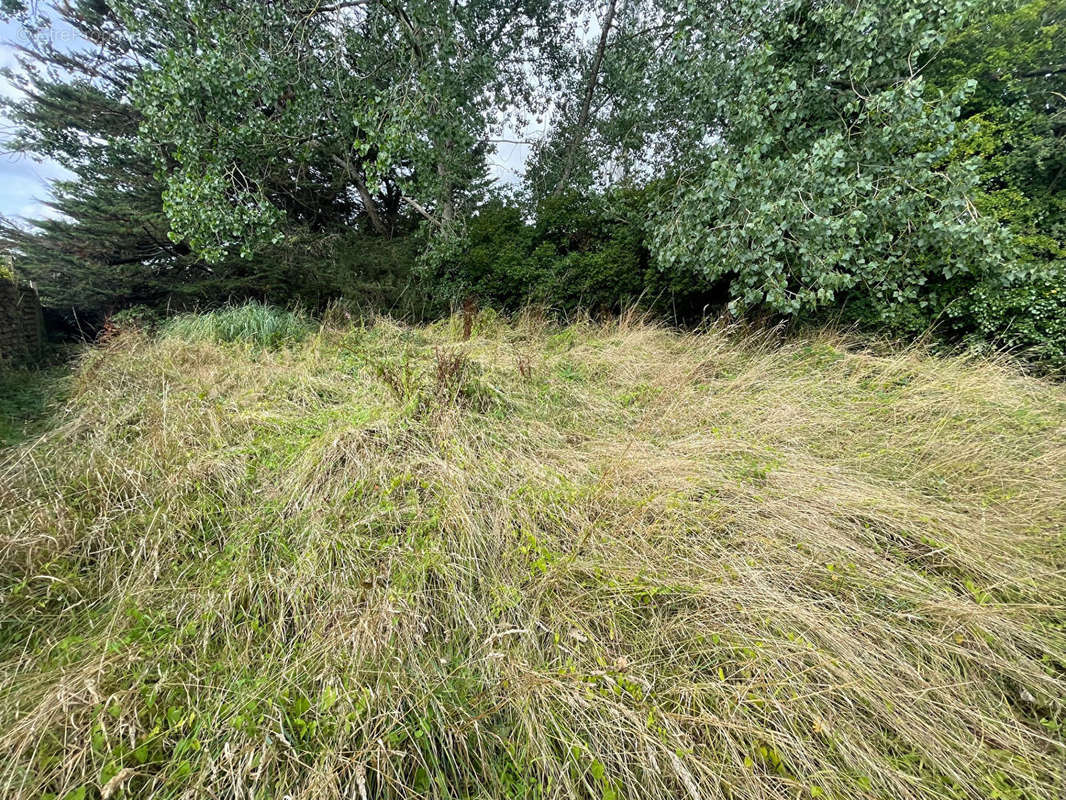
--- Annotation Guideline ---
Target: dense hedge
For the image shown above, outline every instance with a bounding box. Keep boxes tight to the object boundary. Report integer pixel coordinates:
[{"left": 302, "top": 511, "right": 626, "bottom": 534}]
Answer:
[{"left": 951, "top": 266, "right": 1066, "bottom": 370}]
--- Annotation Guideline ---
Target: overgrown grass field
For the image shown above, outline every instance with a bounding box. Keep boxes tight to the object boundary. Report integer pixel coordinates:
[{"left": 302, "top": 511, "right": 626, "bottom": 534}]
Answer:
[{"left": 2, "top": 307, "right": 1064, "bottom": 799}]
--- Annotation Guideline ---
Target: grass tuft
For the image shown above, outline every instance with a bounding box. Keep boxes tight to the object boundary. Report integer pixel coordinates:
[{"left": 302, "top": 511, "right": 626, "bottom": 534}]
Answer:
[
  {"left": 1, "top": 312, "right": 1064, "bottom": 799},
  {"left": 161, "top": 301, "right": 311, "bottom": 347}
]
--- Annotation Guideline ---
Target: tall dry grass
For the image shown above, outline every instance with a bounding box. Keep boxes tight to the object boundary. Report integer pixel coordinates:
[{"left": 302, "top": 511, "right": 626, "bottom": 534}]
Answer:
[{"left": 1, "top": 311, "right": 1064, "bottom": 799}]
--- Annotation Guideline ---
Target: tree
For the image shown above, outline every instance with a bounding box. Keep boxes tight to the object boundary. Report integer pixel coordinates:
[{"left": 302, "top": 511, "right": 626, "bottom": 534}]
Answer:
[
  {"left": 644, "top": 0, "right": 1010, "bottom": 326},
  {"left": 121, "top": 0, "right": 568, "bottom": 263},
  {"left": 0, "top": 0, "right": 429, "bottom": 317},
  {"left": 928, "top": 0, "right": 1066, "bottom": 366},
  {"left": 526, "top": 0, "right": 691, "bottom": 200},
  {"left": 550, "top": 0, "right": 618, "bottom": 198},
  {"left": 927, "top": 0, "right": 1065, "bottom": 264},
  {"left": 0, "top": 0, "right": 198, "bottom": 316}
]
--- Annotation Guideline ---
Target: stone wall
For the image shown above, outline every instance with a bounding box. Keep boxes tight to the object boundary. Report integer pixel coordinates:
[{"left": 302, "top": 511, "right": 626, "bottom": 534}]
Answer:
[{"left": 0, "top": 271, "right": 44, "bottom": 365}]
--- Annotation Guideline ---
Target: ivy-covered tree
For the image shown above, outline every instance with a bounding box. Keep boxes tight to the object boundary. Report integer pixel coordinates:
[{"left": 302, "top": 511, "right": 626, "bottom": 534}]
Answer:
[{"left": 928, "top": 0, "right": 1066, "bottom": 366}]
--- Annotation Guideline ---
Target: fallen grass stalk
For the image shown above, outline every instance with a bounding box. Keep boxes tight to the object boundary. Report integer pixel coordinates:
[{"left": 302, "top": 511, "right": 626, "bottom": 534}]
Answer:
[{"left": 1, "top": 312, "right": 1064, "bottom": 799}]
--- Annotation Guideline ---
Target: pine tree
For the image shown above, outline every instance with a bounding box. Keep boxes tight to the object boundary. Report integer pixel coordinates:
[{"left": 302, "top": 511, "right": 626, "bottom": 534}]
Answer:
[{"left": 0, "top": 1, "right": 196, "bottom": 318}]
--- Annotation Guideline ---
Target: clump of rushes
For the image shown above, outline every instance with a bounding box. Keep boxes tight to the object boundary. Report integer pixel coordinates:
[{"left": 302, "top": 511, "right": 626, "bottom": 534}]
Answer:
[
  {"left": 1, "top": 310, "right": 1064, "bottom": 800},
  {"left": 161, "top": 301, "right": 311, "bottom": 347}
]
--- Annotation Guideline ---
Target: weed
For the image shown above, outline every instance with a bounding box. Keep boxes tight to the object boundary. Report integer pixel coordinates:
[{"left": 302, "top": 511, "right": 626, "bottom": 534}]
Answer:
[
  {"left": 432, "top": 346, "right": 469, "bottom": 402},
  {"left": 516, "top": 352, "right": 533, "bottom": 382}
]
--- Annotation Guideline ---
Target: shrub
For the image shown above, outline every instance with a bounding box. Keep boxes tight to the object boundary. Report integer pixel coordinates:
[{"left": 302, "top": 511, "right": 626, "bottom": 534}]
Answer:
[
  {"left": 108, "top": 304, "right": 162, "bottom": 333},
  {"left": 162, "top": 302, "right": 311, "bottom": 347},
  {"left": 312, "top": 231, "right": 423, "bottom": 314},
  {"left": 530, "top": 193, "right": 649, "bottom": 310},
  {"left": 425, "top": 191, "right": 719, "bottom": 318},
  {"left": 953, "top": 264, "right": 1066, "bottom": 372}
]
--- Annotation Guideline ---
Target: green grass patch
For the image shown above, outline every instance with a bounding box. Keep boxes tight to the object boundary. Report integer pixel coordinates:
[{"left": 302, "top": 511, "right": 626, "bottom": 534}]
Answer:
[
  {"left": 162, "top": 301, "right": 311, "bottom": 348},
  {"left": 0, "top": 364, "right": 66, "bottom": 447}
]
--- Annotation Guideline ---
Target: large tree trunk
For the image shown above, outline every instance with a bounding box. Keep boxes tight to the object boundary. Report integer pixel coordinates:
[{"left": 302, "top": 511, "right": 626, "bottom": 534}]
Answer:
[{"left": 333, "top": 153, "right": 389, "bottom": 236}]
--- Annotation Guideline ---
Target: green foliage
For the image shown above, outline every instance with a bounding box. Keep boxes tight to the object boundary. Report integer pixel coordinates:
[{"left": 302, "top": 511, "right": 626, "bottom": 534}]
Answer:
[
  {"left": 952, "top": 265, "right": 1066, "bottom": 370},
  {"left": 426, "top": 191, "right": 715, "bottom": 315},
  {"left": 924, "top": 0, "right": 1066, "bottom": 367},
  {"left": 319, "top": 232, "right": 424, "bottom": 315},
  {"left": 1, "top": 0, "right": 1064, "bottom": 370},
  {"left": 0, "top": 2, "right": 191, "bottom": 322},
  {"left": 530, "top": 193, "right": 649, "bottom": 309},
  {"left": 120, "top": 0, "right": 566, "bottom": 262},
  {"left": 650, "top": 0, "right": 1008, "bottom": 322},
  {"left": 0, "top": 3, "right": 427, "bottom": 324},
  {"left": 108, "top": 305, "right": 162, "bottom": 333},
  {"left": 161, "top": 303, "right": 312, "bottom": 348}
]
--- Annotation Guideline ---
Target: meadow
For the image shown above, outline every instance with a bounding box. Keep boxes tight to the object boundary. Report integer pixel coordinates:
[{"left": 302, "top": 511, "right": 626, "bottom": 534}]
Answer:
[{"left": 1, "top": 306, "right": 1064, "bottom": 799}]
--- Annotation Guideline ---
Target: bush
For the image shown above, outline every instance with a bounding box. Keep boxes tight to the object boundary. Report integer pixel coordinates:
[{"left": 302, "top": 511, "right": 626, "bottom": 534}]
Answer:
[
  {"left": 162, "top": 302, "right": 312, "bottom": 347},
  {"left": 530, "top": 193, "right": 649, "bottom": 310},
  {"left": 300, "top": 231, "right": 423, "bottom": 314},
  {"left": 425, "top": 191, "right": 719, "bottom": 318},
  {"left": 953, "top": 264, "right": 1066, "bottom": 372},
  {"left": 108, "top": 304, "right": 162, "bottom": 333}
]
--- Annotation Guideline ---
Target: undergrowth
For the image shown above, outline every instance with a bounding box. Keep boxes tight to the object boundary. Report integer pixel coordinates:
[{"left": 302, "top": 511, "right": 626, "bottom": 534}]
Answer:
[
  {"left": 1, "top": 310, "right": 1064, "bottom": 799},
  {"left": 0, "top": 365, "right": 66, "bottom": 447}
]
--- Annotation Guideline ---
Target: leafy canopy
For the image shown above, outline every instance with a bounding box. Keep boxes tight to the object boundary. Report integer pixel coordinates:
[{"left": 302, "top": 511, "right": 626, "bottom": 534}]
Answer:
[
  {"left": 120, "top": 0, "right": 567, "bottom": 262},
  {"left": 646, "top": 0, "right": 1010, "bottom": 323}
]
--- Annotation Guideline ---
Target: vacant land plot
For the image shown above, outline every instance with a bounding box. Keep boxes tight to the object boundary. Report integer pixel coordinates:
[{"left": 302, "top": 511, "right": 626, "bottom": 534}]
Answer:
[{"left": 2, "top": 311, "right": 1064, "bottom": 799}]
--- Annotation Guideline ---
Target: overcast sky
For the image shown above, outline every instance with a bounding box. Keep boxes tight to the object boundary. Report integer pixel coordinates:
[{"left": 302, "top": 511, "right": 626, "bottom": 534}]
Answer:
[{"left": 0, "top": 14, "right": 78, "bottom": 222}]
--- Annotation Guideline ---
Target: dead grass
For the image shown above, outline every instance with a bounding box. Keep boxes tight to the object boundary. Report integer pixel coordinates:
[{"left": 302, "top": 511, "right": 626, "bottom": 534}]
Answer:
[{"left": 1, "top": 311, "right": 1064, "bottom": 799}]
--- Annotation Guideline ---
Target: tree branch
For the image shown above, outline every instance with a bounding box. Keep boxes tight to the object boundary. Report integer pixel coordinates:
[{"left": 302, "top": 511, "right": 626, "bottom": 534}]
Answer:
[{"left": 552, "top": 0, "right": 618, "bottom": 198}]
